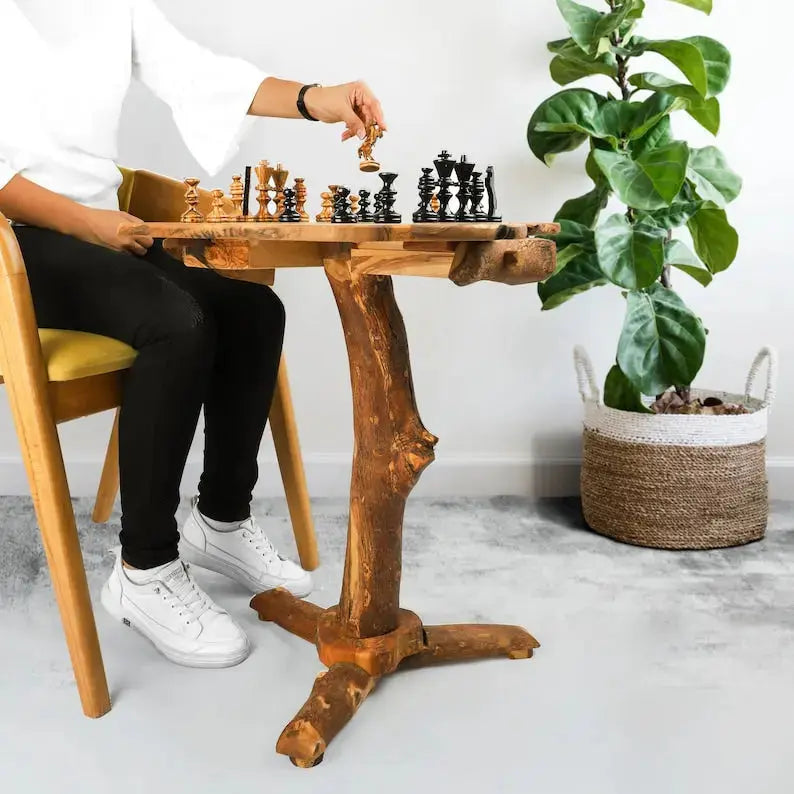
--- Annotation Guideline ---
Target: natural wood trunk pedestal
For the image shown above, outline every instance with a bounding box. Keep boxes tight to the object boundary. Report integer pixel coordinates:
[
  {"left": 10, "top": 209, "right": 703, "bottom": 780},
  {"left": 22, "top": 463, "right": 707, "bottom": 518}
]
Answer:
[{"left": 123, "top": 220, "right": 555, "bottom": 767}]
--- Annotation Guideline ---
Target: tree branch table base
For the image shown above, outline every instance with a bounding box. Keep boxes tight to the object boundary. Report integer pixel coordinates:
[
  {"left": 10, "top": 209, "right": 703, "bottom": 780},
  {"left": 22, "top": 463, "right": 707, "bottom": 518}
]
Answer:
[{"left": 123, "top": 219, "right": 557, "bottom": 767}]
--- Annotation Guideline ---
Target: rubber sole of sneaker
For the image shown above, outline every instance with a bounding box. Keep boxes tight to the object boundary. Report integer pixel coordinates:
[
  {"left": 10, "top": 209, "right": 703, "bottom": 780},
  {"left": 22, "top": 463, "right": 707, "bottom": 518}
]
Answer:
[
  {"left": 99, "top": 582, "right": 251, "bottom": 669},
  {"left": 178, "top": 537, "right": 313, "bottom": 598}
]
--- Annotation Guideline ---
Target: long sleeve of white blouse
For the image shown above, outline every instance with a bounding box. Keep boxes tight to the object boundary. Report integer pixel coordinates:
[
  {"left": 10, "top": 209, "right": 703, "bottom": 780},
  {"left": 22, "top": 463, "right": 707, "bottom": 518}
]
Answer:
[
  {"left": 0, "top": 156, "right": 17, "bottom": 192},
  {"left": 130, "top": 0, "right": 268, "bottom": 176}
]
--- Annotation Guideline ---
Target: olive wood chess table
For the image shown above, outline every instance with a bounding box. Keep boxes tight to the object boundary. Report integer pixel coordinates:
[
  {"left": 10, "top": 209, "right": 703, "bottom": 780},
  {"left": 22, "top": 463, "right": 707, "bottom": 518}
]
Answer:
[{"left": 124, "top": 219, "right": 559, "bottom": 767}]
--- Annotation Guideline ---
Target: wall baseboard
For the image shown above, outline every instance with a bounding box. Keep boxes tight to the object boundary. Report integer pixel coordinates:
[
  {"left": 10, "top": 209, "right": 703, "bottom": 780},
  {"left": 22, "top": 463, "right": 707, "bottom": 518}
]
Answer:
[{"left": 0, "top": 454, "right": 790, "bottom": 500}]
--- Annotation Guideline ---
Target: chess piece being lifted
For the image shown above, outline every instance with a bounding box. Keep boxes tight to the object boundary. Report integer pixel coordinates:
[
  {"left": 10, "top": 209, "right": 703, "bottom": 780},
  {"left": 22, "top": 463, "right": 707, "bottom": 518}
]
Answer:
[
  {"left": 358, "top": 122, "right": 383, "bottom": 173},
  {"left": 181, "top": 178, "right": 204, "bottom": 223}
]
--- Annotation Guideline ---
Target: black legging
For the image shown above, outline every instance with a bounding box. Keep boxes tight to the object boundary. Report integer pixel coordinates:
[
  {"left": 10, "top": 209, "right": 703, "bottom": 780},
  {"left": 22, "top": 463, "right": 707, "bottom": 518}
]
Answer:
[{"left": 14, "top": 227, "right": 285, "bottom": 569}]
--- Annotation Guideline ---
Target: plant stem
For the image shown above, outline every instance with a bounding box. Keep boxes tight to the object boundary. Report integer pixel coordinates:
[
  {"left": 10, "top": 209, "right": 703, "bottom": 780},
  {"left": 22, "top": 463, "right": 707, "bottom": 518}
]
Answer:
[{"left": 661, "top": 229, "right": 673, "bottom": 288}]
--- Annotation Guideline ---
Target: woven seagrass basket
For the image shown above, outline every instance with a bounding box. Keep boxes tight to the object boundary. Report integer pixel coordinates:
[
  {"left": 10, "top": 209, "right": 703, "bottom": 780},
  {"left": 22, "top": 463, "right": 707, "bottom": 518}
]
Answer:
[{"left": 573, "top": 346, "right": 778, "bottom": 550}]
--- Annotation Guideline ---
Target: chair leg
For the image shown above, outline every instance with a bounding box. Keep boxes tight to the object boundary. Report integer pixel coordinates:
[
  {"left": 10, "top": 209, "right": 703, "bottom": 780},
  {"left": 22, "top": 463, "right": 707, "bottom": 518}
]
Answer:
[
  {"left": 269, "top": 357, "right": 319, "bottom": 571},
  {"left": 92, "top": 408, "right": 120, "bottom": 523},
  {"left": 12, "top": 398, "right": 111, "bottom": 717}
]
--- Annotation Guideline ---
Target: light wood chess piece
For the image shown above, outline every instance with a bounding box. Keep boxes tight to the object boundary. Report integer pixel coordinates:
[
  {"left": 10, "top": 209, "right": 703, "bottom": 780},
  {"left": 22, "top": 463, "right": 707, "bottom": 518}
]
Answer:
[
  {"left": 294, "top": 178, "right": 309, "bottom": 222},
  {"left": 316, "top": 192, "right": 333, "bottom": 223},
  {"left": 207, "top": 189, "right": 227, "bottom": 222},
  {"left": 230, "top": 174, "right": 245, "bottom": 221},
  {"left": 358, "top": 122, "right": 383, "bottom": 173},
  {"left": 430, "top": 193, "right": 440, "bottom": 215},
  {"left": 255, "top": 160, "right": 274, "bottom": 222},
  {"left": 350, "top": 194, "right": 360, "bottom": 217},
  {"left": 181, "top": 178, "right": 204, "bottom": 223},
  {"left": 273, "top": 163, "right": 289, "bottom": 220}
]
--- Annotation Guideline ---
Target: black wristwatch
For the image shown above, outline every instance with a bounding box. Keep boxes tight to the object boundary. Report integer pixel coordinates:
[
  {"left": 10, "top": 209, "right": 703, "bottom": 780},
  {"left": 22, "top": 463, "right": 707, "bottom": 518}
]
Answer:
[{"left": 297, "top": 84, "right": 321, "bottom": 121}]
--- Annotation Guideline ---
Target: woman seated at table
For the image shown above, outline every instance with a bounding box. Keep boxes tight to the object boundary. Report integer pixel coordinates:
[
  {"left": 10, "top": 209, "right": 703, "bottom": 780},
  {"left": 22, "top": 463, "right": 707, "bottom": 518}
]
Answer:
[{"left": 0, "top": 0, "right": 386, "bottom": 668}]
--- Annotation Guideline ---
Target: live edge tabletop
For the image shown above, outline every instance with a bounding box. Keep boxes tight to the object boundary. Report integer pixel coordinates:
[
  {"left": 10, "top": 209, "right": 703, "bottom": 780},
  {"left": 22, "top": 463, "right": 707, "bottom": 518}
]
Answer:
[{"left": 121, "top": 218, "right": 559, "bottom": 768}]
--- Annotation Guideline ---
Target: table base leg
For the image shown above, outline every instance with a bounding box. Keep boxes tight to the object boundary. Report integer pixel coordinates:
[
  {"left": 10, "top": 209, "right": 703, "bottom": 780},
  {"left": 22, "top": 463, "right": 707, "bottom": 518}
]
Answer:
[{"left": 251, "top": 589, "right": 539, "bottom": 767}]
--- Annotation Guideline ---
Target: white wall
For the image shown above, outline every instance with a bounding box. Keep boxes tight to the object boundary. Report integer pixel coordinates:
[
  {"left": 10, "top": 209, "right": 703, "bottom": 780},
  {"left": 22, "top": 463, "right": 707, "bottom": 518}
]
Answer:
[{"left": 1, "top": 0, "right": 791, "bottom": 498}]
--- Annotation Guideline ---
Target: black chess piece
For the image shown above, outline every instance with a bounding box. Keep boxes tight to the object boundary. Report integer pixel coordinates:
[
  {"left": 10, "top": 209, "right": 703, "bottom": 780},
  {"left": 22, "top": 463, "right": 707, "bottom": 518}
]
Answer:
[
  {"left": 485, "top": 165, "right": 502, "bottom": 222},
  {"left": 356, "top": 189, "right": 375, "bottom": 222},
  {"left": 470, "top": 171, "right": 489, "bottom": 222},
  {"left": 454, "top": 155, "right": 476, "bottom": 222},
  {"left": 278, "top": 187, "right": 301, "bottom": 222},
  {"left": 332, "top": 186, "right": 356, "bottom": 223},
  {"left": 412, "top": 167, "right": 439, "bottom": 223},
  {"left": 434, "top": 150, "right": 457, "bottom": 222},
  {"left": 374, "top": 172, "right": 401, "bottom": 224}
]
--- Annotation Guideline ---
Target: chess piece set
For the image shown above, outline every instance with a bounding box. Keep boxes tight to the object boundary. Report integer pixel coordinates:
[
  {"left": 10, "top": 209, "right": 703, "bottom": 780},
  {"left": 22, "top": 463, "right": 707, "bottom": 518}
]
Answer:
[
  {"left": 413, "top": 151, "right": 501, "bottom": 223},
  {"left": 315, "top": 173, "right": 402, "bottom": 224},
  {"left": 180, "top": 161, "right": 309, "bottom": 224}
]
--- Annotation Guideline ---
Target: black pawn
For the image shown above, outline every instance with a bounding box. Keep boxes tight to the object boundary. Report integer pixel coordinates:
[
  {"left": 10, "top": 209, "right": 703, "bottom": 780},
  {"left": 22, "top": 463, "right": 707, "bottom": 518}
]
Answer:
[
  {"left": 332, "top": 186, "right": 356, "bottom": 224},
  {"left": 470, "top": 171, "right": 489, "bottom": 222},
  {"left": 412, "top": 167, "right": 439, "bottom": 223},
  {"left": 485, "top": 165, "right": 502, "bottom": 222},
  {"left": 454, "top": 155, "right": 476, "bottom": 222},
  {"left": 356, "top": 189, "right": 375, "bottom": 222},
  {"left": 374, "top": 172, "right": 401, "bottom": 224},
  {"left": 434, "top": 150, "right": 457, "bottom": 222},
  {"left": 279, "top": 187, "right": 301, "bottom": 222}
]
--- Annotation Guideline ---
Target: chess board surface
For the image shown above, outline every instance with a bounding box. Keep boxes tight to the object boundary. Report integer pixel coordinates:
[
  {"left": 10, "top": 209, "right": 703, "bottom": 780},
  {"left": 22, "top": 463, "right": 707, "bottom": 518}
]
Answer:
[{"left": 124, "top": 221, "right": 558, "bottom": 243}]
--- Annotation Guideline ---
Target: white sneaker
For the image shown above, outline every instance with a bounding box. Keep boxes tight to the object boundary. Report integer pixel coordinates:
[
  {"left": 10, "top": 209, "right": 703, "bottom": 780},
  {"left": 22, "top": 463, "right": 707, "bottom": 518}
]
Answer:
[
  {"left": 178, "top": 498, "right": 313, "bottom": 597},
  {"left": 100, "top": 549, "right": 250, "bottom": 668}
]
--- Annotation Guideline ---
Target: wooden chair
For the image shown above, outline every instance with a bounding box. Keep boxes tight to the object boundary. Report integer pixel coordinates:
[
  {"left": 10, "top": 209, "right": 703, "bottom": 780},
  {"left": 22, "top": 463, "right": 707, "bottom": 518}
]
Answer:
[{"left": 0, "top": 169, "right": 316, "bottom": 719}]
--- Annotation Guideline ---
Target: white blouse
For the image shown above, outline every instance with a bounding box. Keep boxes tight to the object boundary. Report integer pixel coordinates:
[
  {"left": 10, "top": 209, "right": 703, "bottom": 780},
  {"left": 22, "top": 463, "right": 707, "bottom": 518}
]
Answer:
[{"left": 0, "top": 0, "right": 268, "bottom": 211}]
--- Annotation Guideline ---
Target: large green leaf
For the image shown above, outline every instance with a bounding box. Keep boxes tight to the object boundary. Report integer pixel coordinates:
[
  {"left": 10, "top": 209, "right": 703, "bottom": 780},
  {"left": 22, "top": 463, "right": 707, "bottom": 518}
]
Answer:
[
  {"left": 604, "top": 364, "right": 653, "bottom": 412},
  {"left": 595, "top": 214, "right": 667, "bottom": 289},
  {"left": 629, "top": 93, "right": 685, "bottom": 140},
  {"left": 687, "top": 206, "right": 739, "bottom": 273},
  {"left": 668, "top": 0, "right": 712, "bottom": 13},
  {"left": 555, "top": 184, "right": 610, "bottom": 228},
  {"left": 630, "top": 37, "right": 708, "bottom": 97},
  {"left": 687, "top": 97, "right": 720, "bottom": 135},
  {"left": 665, "top": 239, "right": 713, "bottom": 286},
  {"left": 538, "top": 251, "right": 607, "bottom": 310},
  {"left": 593, "top": 142, "right": 690, "bottom": 211},
  {"left": 618, "top": 282, "right": 707, "bottom": 394},
  {"left": 630, "top": 115, "right": 672, "bottom": 159},
  {"left": 640, "top": 181, "right": 702, "bottom": 228},
  {"left": 555, "top": 243, "right": 587, "bottom": 270},
  {"left": 528, "top": 89, "right": 605, "bottom": 164},
  {"left": 548, "top": 37, "right": 618, "bottom": 85},
  {"left": 629, "top": 72, "right": 720, "bottom": 133},
  {"left": 556, "top": 0, "right": 634, "bottom": 55},
  {"left": 550, "top": 219, "right": 596, "bottom": 250},
  {"left": 683, "top": 36, "right": 731, "bottom": 95},
  {"left": 687, "top": 146, "right": 742, "bottom": 207}
]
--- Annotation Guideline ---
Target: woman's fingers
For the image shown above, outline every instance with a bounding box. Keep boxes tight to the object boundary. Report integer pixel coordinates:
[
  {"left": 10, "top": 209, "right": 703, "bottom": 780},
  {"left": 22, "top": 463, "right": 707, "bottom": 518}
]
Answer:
[
  {"left": 125, "top": 240, "right": 148, "bottom": 256},
  {"left": 135, "top": 235, "right": 155, "bottom": 249}
]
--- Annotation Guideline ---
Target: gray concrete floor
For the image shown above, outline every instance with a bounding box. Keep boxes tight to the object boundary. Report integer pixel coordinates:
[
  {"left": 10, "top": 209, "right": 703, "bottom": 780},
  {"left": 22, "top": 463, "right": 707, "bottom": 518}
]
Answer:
[{"left": 1, "top": 496, "right": 792, "bottom": 794}]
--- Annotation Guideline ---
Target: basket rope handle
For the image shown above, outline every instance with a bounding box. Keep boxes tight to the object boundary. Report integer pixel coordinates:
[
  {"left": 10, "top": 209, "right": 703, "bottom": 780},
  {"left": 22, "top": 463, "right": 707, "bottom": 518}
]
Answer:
[
  {"left": 744, "top": 346, "right": 778, "bottom": 409},
  {"left": 573, "top": 346, "right": 601, "bottom": 404}
]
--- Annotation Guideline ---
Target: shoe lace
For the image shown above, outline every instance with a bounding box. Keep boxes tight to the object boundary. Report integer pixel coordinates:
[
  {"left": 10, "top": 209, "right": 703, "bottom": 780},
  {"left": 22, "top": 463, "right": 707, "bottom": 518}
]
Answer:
[
  {"left": 241, "top": 518, "right": 282, "bottom": 564},
  {"left": 155, "top": 563, "right": 212, "bottom": 624}
]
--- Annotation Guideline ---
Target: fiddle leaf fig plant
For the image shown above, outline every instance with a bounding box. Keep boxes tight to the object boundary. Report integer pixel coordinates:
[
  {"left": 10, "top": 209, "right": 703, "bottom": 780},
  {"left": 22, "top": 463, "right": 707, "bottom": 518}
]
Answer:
[{"left": 528, "top": 0, "right": 741, "bottom": 412}]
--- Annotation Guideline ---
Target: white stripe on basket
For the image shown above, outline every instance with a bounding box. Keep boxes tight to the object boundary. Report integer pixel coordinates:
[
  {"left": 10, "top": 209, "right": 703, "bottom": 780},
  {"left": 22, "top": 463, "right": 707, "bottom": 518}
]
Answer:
[{"left": 574, "top": 347, "right": 776, "bottom": 448}]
